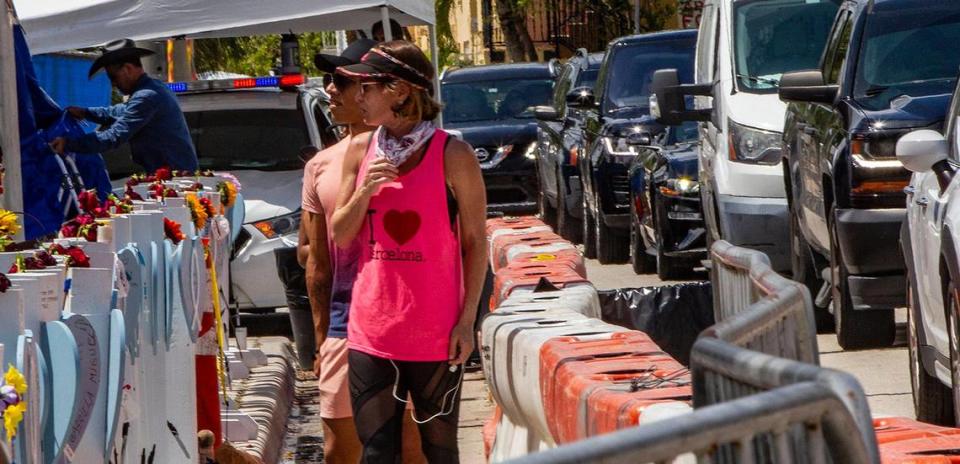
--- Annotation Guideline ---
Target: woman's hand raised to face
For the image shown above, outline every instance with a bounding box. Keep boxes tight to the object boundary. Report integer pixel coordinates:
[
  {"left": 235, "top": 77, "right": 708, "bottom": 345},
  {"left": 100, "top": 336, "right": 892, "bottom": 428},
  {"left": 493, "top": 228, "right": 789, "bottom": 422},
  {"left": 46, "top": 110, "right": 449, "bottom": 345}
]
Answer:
[{"left": 361, "top": 157, "right": 399, "bottom": 196}]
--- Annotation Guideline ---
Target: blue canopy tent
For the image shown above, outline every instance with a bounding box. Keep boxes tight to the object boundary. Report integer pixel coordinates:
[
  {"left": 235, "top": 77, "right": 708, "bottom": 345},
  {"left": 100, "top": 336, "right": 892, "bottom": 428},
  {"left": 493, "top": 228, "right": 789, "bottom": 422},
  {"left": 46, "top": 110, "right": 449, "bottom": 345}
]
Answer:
[{"left": 12, "top": 24, "right": 112, "bottom": 239}]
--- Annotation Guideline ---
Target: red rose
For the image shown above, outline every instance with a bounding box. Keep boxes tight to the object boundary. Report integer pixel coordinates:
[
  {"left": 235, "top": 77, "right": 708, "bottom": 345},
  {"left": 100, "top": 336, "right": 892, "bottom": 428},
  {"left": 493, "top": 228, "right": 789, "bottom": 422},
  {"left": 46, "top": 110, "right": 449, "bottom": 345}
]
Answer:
[
  {"left": 48, "top": 244, "right": 68, "bottom": 255},
  {"left": 23, "top": 257, "right": 45, "bottom": 270},
  {"left": 154, "top": 167, "right": 172, "bottom": 181},
  {"left": 82, "top": 224, "right": 98, "bottom": 242},
  {"left": 36, "top": 251, "right": 57, "bottom": 267},
  {"left": 75, "top": 214, "right": 95, "bottom": 226},
  {"left": 125, "top": 188, "right": 144, "bottom": 202},
  {"left": 77, "top": 190, "right": 100, "bottom": 214},
  {"left": 65, "top": 247, "right": 90, "bottom": 268},
  {"left": 7, "top": 263, "right": 17, "bottom": 274},
  {"left": 164, "top": 188, "right": 178, "bottom": 198},
  {"left": 60, "top": 222, "right": 79, "bottom": 238},
  {"left": 0, "top": 273, "right": 10, "bottom": 293}
]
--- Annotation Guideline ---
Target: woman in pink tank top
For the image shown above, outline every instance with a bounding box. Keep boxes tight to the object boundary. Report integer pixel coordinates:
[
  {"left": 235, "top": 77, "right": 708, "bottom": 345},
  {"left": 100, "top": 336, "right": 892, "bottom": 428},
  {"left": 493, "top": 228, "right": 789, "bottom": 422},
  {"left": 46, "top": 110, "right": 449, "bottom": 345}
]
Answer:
[{"left": 332, "top": 41, "right": 487, "bottom": 463}]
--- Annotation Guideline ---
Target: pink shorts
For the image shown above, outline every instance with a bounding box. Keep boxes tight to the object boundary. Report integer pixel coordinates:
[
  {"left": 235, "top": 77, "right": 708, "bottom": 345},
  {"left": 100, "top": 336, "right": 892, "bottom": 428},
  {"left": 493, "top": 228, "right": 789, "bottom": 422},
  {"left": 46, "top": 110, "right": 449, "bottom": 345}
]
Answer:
[
  {"left": 317, "top": 338, "right": 415, "bottom": 419},
  {"left": 318, "top": 338, "right": 353, "bottom": 419}
]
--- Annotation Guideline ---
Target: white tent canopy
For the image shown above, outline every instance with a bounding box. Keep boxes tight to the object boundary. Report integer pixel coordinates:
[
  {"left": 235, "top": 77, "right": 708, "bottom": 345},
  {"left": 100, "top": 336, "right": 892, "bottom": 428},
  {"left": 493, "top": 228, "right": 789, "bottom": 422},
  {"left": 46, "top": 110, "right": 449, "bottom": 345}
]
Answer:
[{"left": 14, "top": 0, "right": 435, "bottom": 54}]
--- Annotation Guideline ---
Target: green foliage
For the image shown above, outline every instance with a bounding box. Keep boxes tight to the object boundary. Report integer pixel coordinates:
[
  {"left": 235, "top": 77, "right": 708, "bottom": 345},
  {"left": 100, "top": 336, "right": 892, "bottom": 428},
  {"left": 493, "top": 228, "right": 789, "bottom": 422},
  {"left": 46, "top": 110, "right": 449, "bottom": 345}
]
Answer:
[{"left": 194, "top": 32, "right": 336, "bottom": 76}]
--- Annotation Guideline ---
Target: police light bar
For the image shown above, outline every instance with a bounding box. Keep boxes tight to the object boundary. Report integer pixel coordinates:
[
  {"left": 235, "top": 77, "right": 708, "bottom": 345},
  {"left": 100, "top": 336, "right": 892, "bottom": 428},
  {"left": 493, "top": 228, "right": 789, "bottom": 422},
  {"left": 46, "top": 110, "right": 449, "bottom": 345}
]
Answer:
[{"left": 167, "top": 74, "right": 306, "bottom": 93}]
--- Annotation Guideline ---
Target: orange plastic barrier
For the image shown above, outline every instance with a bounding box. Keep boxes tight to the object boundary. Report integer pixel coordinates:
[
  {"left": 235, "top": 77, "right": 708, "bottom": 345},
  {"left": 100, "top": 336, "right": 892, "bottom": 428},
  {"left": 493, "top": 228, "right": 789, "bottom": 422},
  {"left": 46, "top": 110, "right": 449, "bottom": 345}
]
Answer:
[
  {"left": 483, "top": 406, "right": 502, "bottom": 461},
  {"left": 491, "top": 231, "right": 565, "bottom": 271},
  {"left": 539, "top": 332, "right": 690, "bottom": 444},
  {"left": 491, "top": 263, "right": 590, "bottom": 309},
  {"left": 875, "top": 417, "right": 960, "bottom": 463},
  {"left": 486, "top": 216, "right": 548, "bottom": 237},
  {"left": 507, "top": 248, "right": 587, "bottom": 278}
]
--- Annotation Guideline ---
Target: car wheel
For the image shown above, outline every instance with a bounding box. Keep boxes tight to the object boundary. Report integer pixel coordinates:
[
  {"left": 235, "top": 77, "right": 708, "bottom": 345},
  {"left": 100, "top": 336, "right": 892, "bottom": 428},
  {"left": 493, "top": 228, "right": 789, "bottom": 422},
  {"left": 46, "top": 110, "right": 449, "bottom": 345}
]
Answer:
[
  {"left": 830, "top": 220, "right": 896, "bottom": 350},
  {"left": 538, "top": 187, "right": 557, "bottom": 228},
  {"left": 556, "top": 174, "right": 583, "bottom": 243},
  {"left": 630, "top": 213, "right": 655, "bottom": 275},
  {"left": 910, "top": 281, "right": 954, "bottom": 425},
  {"left": 790, "top": 208, "right": 833, "bottom": 333},
  {"left": 581, "top": 194, "right": 597, "bottom": 260},
  {"left": 654, "top": 200, "right": 690, "bottom": 281}
]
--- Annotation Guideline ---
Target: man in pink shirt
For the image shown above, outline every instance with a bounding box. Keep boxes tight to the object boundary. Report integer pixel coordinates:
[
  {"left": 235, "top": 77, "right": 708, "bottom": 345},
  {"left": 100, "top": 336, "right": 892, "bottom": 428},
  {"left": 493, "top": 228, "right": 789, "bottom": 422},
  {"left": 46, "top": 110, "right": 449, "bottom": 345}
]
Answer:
[{"left": 301, "top": 40, "right": 425, "bottom": 463}]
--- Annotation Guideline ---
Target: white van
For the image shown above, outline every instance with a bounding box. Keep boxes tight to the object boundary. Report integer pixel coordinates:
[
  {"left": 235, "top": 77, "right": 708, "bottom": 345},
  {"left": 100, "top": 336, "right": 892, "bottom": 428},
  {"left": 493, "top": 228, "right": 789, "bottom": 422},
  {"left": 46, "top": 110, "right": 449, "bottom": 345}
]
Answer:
[{"left": 651, "top": 0, "right": 841, "bottom": 271}]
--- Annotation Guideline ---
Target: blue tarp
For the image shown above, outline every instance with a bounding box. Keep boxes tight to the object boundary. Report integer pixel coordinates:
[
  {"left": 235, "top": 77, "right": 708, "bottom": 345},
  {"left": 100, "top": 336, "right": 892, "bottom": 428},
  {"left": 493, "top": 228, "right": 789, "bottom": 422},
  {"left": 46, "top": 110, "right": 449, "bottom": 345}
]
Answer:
[
  {"left": 13, "top": 25, "right": 111, "bottom": 239},
  {"left": 32, "top": 54, "right": 111, "bottom": 110}
]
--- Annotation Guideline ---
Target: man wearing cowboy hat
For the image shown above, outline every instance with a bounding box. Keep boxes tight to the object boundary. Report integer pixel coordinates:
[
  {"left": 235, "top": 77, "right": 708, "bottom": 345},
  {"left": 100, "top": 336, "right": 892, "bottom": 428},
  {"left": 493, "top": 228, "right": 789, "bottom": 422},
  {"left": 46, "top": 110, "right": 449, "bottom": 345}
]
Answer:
[{"left": 50, "top": 39, "right": 198, "bottom": 174}]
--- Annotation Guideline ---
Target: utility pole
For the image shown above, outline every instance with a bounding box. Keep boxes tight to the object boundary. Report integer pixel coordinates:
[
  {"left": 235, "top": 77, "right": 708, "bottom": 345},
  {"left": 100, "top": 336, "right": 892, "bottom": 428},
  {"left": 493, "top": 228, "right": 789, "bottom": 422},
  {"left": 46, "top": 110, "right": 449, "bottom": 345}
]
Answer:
[{"left": 634, "top": 0, "right": 641, "bottom": 34}]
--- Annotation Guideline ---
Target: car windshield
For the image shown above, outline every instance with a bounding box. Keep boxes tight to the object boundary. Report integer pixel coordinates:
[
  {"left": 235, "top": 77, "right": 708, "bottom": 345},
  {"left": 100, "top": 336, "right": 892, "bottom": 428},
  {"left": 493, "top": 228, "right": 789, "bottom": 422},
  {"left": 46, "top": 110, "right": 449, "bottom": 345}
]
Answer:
[
  {"left": 854, "top": 7, "right": 960, "bottom": 111},
  {"left": 442, "top": 78, "right": 554, "bottom": 124},
  {"left": 604, "top": 39, "right": 695, "bottom": 113},
  {"left": 733, "top": 0, "right": 840, "bottom": 92},
  {"left": 575, "top": 69, "right": 599, "bottom": 90}
]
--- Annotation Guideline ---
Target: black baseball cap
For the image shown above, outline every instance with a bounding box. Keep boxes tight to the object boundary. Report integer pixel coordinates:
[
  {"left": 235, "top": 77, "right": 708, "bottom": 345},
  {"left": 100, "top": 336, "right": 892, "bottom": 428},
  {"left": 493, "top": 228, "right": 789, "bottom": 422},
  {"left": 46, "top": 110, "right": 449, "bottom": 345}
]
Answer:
[
  {"left": 314, "top": 39, "right": 377, "bottom": 73},
  {"left": 89, "top": 38, "right": 155, "bottom": 78},
  {"left": 337, "top": 47, "right": 434, "bottom": 95}
]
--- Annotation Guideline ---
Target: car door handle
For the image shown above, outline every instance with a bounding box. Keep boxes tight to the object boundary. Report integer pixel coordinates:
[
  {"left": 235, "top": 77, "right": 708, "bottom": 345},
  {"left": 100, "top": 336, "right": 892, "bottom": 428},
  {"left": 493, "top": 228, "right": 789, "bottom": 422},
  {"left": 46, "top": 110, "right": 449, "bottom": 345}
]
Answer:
[{"left": 916, "top": 196, "right": 929, "bottom": 207}]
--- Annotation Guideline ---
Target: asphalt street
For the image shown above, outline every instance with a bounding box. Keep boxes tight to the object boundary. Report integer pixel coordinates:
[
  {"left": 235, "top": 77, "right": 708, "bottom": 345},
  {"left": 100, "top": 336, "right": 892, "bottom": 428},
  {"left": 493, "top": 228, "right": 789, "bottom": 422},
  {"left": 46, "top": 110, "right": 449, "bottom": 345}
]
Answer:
[{"left": 584, "top": 259, "right": 914, "bottom": 419}]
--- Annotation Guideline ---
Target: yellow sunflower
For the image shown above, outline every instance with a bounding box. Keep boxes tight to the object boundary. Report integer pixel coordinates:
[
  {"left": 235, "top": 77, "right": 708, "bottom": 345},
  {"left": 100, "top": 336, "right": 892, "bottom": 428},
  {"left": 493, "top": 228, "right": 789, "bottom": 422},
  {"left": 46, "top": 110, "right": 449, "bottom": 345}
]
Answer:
[
  {"left": 0, "top": 210, "right": 20, "bottom": 250},
  {"left": 217, "top": 181, "right": 238, "bottom": 210},
  {"left": 4, "top": 364, "right": 26, "bottom": 395},
  {"left": 185, "top": 193, "right": 208, "bottom": 230}
]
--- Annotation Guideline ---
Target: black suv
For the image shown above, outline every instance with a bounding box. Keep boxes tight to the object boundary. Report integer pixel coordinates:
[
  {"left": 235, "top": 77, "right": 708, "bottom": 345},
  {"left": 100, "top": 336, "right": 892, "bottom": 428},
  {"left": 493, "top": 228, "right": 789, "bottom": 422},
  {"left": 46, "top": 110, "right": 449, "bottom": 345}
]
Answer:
[
  {"left": 574, "top": 30, "right": 697, "bottom": 263},
  {"left": 779, "top": 0, "right": 960, "bottom": 349},
  {"left": 441, "top": 63, "right": 555, "bottom": 214},
  {"left": 534, "top": 49, "right": 604, "bottom": 242}
]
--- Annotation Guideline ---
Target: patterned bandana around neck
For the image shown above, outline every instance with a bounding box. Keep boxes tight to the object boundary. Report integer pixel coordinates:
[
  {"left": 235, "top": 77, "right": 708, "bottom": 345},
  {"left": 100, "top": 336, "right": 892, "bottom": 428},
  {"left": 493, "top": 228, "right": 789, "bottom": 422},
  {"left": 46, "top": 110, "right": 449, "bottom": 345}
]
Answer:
[{"left": 376, "top": 121, "right": 436, "bottom": 166}]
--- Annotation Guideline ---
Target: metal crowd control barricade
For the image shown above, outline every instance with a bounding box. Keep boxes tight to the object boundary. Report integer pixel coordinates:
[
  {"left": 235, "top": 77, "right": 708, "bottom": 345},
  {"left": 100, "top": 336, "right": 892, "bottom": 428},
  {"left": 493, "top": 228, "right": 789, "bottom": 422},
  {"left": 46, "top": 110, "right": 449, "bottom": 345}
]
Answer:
[
  {"left": 502, "top": 241, "right": 879, "bottom": 464},
  {"left": 709, "top": 240, "right": 819, "bottom": 364}
]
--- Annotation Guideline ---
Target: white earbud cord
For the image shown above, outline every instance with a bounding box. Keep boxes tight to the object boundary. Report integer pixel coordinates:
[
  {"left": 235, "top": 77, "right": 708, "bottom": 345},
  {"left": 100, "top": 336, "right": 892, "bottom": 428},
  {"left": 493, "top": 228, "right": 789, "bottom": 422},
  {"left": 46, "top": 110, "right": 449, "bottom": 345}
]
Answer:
[{"left": 390, "top": 360, "right": 465, "bottom": 425}]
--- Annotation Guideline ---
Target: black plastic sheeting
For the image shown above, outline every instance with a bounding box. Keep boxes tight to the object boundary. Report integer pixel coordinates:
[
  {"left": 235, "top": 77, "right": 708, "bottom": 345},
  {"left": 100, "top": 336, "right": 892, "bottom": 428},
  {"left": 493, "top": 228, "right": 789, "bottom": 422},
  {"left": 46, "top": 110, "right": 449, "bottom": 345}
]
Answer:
[{"left": 599, "top": 282, "right": 714, "bottom": 365}]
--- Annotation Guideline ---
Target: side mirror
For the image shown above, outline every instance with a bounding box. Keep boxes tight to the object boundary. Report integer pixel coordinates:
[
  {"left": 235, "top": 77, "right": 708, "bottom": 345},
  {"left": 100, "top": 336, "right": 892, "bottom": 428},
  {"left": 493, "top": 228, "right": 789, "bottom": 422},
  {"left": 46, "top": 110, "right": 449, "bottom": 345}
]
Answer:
[
  {"left": 650, "top": 68, "right": 712, "bottom": 125},
  {"left": 566, "top": 87, "right": 596, "bottom": 109},
  {"left": 897, "top": 129, "right": 955, "bottom": 190},
  {"left": 778, "top": 70, "right": 839, "bottom": 105},
  {"left": 534, "top": 106, "right": 561, "bottom": 122},
  {"left": 626, "top": 132, "right": 652, "bottom": 146}
]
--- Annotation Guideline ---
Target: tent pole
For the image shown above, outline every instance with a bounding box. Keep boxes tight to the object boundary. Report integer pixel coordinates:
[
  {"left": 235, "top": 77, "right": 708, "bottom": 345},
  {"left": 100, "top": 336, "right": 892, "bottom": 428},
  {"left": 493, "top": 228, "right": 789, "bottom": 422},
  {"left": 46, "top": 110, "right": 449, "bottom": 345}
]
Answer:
[
  {"left": 429, "top": 24, "right": 443, "bottom": 128},
  {"left": 0, "top": 0, "right": 24, "bottom": 238},
  {"left": 380, "top": 6, "right": 393, "bottom": 41}
]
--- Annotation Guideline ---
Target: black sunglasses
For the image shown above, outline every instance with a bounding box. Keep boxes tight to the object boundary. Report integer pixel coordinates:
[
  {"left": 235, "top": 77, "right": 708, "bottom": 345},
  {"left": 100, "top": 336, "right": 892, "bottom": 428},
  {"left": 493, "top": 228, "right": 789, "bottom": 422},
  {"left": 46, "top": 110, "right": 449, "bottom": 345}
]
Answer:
[{"left": 322, "top": 73, "right": 356, "bottom": 90}]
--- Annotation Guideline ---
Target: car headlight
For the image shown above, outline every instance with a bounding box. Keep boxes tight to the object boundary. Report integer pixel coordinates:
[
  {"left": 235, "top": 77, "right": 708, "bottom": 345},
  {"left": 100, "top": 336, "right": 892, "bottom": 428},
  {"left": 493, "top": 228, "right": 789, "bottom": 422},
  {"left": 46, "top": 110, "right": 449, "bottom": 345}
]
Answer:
[
  {"left": 253, "top": 210, "right": 301, "bottom": 239},
  {"left": 728, "top": 120, "right": 781, "bottom": 165},
  {"left": 602, "top": 136, "right": 638, "bottom": 158},
  {"left": 524, "top": 142, "right": 538, "bottom": 160},
  {"left": 660, "top": 177, "right": 700, "bottom": 197}
]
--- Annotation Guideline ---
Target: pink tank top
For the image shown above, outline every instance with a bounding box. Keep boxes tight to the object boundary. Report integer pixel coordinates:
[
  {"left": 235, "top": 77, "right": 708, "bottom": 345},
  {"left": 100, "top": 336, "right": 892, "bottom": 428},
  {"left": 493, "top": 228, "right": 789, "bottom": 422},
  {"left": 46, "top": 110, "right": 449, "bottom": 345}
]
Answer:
[{"left": 348, "top": 129, "right": 464, "bottom": 361}]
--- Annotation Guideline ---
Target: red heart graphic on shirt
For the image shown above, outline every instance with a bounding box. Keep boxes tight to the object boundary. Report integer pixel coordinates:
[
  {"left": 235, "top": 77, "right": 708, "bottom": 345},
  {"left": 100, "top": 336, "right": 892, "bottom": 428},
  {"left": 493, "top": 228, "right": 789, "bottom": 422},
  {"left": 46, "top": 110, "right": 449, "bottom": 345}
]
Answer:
[{"left": 383, "top": 210, "right": 421, "bottom": 246}]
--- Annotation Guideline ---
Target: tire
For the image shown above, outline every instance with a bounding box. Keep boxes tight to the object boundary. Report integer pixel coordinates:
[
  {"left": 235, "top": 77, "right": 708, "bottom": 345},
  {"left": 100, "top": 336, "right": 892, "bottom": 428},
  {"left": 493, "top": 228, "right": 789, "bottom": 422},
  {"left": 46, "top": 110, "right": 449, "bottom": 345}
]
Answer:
[
  {"left": 556, "top": 174, "right": 583, "bottom": 243},
  {"left": 830, "top": 221, "right": 896, "bottom": 350},
  {"left": 630, "top": 215, "right": 655, "bottom": 275},
  {"left": 538, "top": 187, "right": 557, "bottom": 229},
  {"left": 910, "top": 281, "right": 954, "bottom": 425},
  {"left": 581, "top": 194, "right": 597, "bottom": 260},
  {"left": 790, "top": 208, "right": 833, "bottom": 333},
  {"left": 947, "top": 281, "right": 960, "bottom": 425},
  {"left": 596, "top": 208, "right": 629, "bottom": 265}
]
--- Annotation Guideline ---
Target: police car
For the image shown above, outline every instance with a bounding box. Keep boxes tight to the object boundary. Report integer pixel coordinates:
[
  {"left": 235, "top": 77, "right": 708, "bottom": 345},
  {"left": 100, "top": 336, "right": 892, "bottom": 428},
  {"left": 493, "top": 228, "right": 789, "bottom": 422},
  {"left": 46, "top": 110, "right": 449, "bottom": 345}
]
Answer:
[{"left": 107, "top": 73, "right": 338, "bottom": 312}]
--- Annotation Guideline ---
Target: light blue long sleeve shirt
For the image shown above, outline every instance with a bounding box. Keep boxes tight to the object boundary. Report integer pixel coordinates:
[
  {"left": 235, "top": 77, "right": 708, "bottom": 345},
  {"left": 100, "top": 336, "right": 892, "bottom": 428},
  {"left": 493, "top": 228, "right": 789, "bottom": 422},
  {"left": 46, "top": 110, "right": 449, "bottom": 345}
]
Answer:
[{"left": 67, "top": 75, "right": 198, "bottom": 173}]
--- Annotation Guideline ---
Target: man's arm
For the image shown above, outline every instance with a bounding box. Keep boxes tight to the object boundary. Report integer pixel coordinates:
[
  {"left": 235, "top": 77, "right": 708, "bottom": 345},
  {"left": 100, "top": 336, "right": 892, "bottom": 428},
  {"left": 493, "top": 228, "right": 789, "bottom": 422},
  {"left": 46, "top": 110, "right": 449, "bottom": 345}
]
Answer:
[
  {"left": 82, "top": 103, "right": 128, "bottom": 125},
  {"left": 304, "top": 209, "right": 333, "bottom": 374},
  {"left": 297, "top": 212, "right": 310, "bottom": 268},
  {"left": 65, "top": 91, "right": 157, "bottom": 153}
]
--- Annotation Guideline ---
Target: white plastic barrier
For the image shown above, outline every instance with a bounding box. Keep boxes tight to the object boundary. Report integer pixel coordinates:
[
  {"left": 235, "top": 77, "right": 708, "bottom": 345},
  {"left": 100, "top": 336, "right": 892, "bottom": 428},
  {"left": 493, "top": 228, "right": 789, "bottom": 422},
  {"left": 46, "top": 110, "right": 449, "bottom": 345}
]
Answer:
[
  {"left": 499, "top": 284, "right": 601, "bottom": 319},
  {"left": 503, "top": 242, "right": 578, "bottom": 266},
  {"left": 511, "top": 321, "right": 627, "bottom": 447}
]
